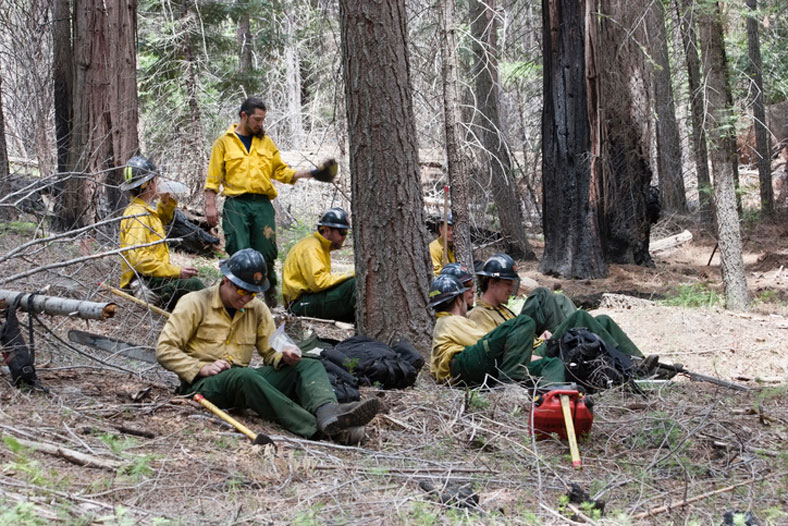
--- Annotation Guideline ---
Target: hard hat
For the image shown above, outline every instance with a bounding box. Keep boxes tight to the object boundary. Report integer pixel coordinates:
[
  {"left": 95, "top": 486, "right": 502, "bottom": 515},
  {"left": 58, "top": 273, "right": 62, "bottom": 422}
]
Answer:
[
  {"left": 476, "top": 253, "right": 518, "bottom": 280},
  {"left": 428, "top": 274, "right": 469, "bottom": 309},
  {"left": 317, "top": 207, "right": 351, "bottom": 230},
  {"left": 440, "top": 263, "right": 473, "bottom": 286},
  {"left": 219, "top": 248, "right": 270, "bottom": 293},
  {"left": 121, "top": 155, "right": 158, "bottom": 191}
]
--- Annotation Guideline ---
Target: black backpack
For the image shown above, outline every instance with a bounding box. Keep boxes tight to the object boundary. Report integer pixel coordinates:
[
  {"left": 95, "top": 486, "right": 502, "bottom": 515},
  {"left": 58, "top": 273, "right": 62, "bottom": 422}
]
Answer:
[{"left": 545, "top": 328, "right": 634, "bottom": 393}]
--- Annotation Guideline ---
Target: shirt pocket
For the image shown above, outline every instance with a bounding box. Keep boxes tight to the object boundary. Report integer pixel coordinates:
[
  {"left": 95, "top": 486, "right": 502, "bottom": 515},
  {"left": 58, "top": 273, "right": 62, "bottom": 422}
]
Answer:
[{"left": 223, "top": 150, "right": 247, "bottom": 178}]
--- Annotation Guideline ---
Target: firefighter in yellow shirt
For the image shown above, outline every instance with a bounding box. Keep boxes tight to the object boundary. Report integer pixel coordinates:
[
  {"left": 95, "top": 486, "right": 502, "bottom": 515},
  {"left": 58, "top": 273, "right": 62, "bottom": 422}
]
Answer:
[
  {"left": 203, "top": 97, "right": 319, "bottom": 307},
  {"left": 429, "top": 212, "right": 455, "bottom": 276},
  {"left": 156, "top": 248, "right": 380, "bottom": 443},
  {"left": 119, "top": 156, "right": 204, "bottom": 310},
  {"left": 282, "top": 208, "right": 355, "bottom": 323}
]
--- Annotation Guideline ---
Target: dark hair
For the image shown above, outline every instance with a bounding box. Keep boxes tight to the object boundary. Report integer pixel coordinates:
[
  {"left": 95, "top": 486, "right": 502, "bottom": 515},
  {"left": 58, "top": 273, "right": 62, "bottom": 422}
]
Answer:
[
  {"left": 478, "top": 275, "right": 491, "bottom": 293},
  {"left": 239, "top": 97, "right": 267, "bottom": 118},
  {"left": 433, "top": 295, "right": 460, "bottom": 313}
]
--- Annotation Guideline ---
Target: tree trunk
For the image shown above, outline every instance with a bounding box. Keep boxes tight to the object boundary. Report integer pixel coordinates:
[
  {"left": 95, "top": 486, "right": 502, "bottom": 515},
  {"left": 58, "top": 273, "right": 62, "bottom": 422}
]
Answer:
[
  {"left": 745, "top": 0, "right": 773, "bottom": 214},
  {"left": 698, "top": 2, "right": 749, "bottom": 310},
  {"left": 237, "top": 12, "right": 252, "bottom": 94},
  {"left": 675, "top": 0, "right": 713, "bottom": 225},
  {"left": 0, "top": 68, "right": 8, "bottom": 182},
  {"left": 53, "top": 0, "right": 74, "bottom": 178},
  {"left": 439, "top": 0, "right": 473, "bottom": 270},
  {"left": 179, "top": 0, "right": 208, "bottom": 190},
  {"left": 649, "top": 0, "right": 687, "bottom": 214},
  {"left": 56, "top": 0, "right": 140, "bottom": 230},
  {"left": 540, "top": 0, "right": 607, "bottom": 279},
  {"left": 597, "top": 0, "right": 657, "bottom": 267},
  {"left": 470, "top": 0, "right": 535, "bottom": 260},
  {"left": 339, "top": 0, "right": 433, "bottom": 352},
  {"left": 284, "top": 13, "right": 305, "bottom": 149}
]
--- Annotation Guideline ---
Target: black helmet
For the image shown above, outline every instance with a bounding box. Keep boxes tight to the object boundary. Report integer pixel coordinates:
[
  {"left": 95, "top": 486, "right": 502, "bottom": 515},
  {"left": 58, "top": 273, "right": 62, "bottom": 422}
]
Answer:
[
  {"left": 440, "top": 211, "right": 454, "bottom": 226},
  {"left": 476, "top": 253, "right": 518, "bottom": 280},
  {"left": 440, "top": 263, "right": 473, "bottom": 285},
  {"left": 219, "top": 248, "right": 270, "bottom": 293},
  {"left": 121, "top": 155, "right": 158, "bottom": 191},
  {"left": 428, "top": 274, "right": 468, "bottom": 308},
  {"left": 318, "top": 207, "right": 351, "bottom": 230}
]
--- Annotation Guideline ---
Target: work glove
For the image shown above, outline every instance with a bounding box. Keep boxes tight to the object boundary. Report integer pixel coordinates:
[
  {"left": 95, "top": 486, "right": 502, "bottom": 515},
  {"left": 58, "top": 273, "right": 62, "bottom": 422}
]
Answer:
[{"left": 311, "top": 158, "right": 338, "bottom": 183}]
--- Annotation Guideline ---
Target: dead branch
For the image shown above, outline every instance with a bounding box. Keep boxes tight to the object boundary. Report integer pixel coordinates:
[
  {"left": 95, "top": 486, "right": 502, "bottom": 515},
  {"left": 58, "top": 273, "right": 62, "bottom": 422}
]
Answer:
[
  {"left": 0, "top": 289, "right": 116, "bottom": 320},
  {"left": 3, "top": 434, "right": 122, "bottom": 470}
]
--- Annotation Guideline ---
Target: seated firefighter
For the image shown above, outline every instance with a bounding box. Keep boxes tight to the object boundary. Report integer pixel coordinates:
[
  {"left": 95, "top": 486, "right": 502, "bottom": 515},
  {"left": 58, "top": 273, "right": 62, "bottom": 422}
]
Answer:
[
  {"left": 468, "top": 254, "right": 644, "bottom": 358},
  {"left": 429, "top": 212, "right": 455, "bottom": 276},
  {"left": 429, "top": 274, "right": 566, "bottom": 386},
  {"left": 439, "top": 262, "right": 476, "bottom": 309},
  {"left": 119, "top": 155, "right": 205, "bottom": 310},
  {"left": 282, "top": 207, "right": 356, "bottom": 323},
  {"left": 156, "top": 248, "right": 380, "bottom": 444}
]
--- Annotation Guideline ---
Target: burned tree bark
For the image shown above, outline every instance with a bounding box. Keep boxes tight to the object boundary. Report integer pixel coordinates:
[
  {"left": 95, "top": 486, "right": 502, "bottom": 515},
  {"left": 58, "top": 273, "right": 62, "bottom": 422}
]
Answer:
[
  {"left": 339, "top": 0, "right": 433, "bottom": 351},
  {"left": 540, "top": 0, "right": 607, "bottom": 279}
]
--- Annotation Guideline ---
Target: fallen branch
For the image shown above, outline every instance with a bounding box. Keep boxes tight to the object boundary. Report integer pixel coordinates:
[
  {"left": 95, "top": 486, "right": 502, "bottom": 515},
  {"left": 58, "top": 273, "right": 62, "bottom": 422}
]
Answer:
[
  {"left": 100, "top": 282, "right": 170, "bottom": 318},
  {"left": 650, "top": 229, "right": 693, "bottom": 253},
  {"left": 0, "top": 289, "right": 116, "bottom": 320},
  {"left": 4, "top": 434, "right": 122, "bottom": 470}
]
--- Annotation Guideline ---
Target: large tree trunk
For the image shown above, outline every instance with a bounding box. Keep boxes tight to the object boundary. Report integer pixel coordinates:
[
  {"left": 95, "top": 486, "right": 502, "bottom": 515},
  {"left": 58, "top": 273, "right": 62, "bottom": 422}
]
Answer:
[
  {"left": 439, "top": 0, "right": 473, "bottom": 269},
  {"left": 53, "top": 0, "right": 74, "bottom": 178},
  {"left": 540, "top": 0, "right": 607, "bottom": 279},
  {"left": 284, "top": 13, "right": 305, "bottom": 149},
  {"left": 597, "top": 0, "right": 657, "bottom": 267},
  {"left": 675, "top": 0, "right": 713, "bottom": 225},
  {"left": 649, "top": 0, "right": 687, "bottom": 214},
  {"left": 698, "top": 2, "right": 749, "bottom": 310},
  {"left": 339, "top": 0, "right": 433, "bottom": 352},
  {"left": 0, "top": 69, "right": 8, "bottom": 182},
  {"left": 56, "top": 0, "right": 140, "bottom": 230},
  {"left": 470, "top": 0, "right": 535, "bottom": 260},
  {"left": 745, "top": 0, "right": 773, "bottom": 214}
]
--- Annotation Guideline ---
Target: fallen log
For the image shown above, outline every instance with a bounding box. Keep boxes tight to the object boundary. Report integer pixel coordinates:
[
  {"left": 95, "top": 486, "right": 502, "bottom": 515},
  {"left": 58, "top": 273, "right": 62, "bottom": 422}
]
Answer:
[
  {"left": 650, "top": 229, "right": 692, "bottom": 253},
  {"left": 0, "top": 290, "right": 116, "bottom": 320},
  {"left": 4, "top": 434, "right": 122, "bottom": 470}
]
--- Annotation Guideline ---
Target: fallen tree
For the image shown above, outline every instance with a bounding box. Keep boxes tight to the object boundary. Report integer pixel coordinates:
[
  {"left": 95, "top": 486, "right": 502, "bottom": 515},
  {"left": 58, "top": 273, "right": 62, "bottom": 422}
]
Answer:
[{"left": 0, "top": 289, "right": 116, "bottom": 320}]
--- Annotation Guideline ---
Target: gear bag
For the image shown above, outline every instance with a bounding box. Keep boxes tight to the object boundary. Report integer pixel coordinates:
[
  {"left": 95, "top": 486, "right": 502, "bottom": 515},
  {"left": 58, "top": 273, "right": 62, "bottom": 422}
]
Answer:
[
  {"left": 545, "top": 328, "right": 634, "bottom": 393},
  {"left": 1, "top": 296, "right": 41, "bottom": 388}
]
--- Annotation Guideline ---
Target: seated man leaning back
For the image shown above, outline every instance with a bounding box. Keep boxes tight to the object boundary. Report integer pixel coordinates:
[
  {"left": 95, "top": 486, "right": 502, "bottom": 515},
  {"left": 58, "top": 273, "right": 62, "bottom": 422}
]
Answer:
[
  {"left": 156, "top": 248, "right": 380, "bottom": 444},
  {"left": 469, "top": 253, "right": 644, "bottom": 358},
  {"left": 429, "top": 212, "right": 455, "bottom": 276},
  {"left": 429, "top": 274, "right": 566, "bottom": 386},
  {"left": 282, "top": 207, "right": 356, "bottom": 323},
  {"left": 119, "top": 155, "right": 205, "bottom": 310}
]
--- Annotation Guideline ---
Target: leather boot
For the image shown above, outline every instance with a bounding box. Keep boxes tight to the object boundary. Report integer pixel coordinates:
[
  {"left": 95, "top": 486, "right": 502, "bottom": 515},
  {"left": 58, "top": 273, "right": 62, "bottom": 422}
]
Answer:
[{"left": 315, "top": 398, "right": 381, "bottom": 436}]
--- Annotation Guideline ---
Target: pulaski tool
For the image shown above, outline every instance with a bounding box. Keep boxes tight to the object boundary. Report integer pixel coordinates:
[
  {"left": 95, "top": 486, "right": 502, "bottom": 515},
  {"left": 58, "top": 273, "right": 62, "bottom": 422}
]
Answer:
[{"left": 193, "top": 393, "right": 274, "bottom": 447}]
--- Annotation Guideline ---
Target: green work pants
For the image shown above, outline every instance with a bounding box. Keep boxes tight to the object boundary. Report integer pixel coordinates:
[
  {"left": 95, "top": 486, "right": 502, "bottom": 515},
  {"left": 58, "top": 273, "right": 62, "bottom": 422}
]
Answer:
[
  {"left": 450, "top": 315, "right": 566, "bottom": 386},
  {"left": 549, "top": 309, "right": 643, "bottom": 358},
  {"left": 180, "top": 360, "right": 337, "bottom": 438},
  {"left": 144, "top": 276, "right": 205, "bottom": 311},
  {"left": 520, "top": 287, "right": 577, "bottom": 335},
  {"left": 289, "top": 277, "right": 356, "bottom": 323},
  {"left": 223, "top": 194, "right": 278, "bottom": 289}
]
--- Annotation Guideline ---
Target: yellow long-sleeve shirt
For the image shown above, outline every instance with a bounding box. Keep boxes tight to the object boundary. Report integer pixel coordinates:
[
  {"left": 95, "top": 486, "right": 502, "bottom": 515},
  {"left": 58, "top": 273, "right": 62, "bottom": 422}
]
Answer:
[
  {"left": 468, "top": 299, "right": 517, "bottom": 333},
  {"left": 282, "top": 232, "right": 353, "bottom": 305},
  {"left": 156, "top": 285, "right": 281, "bottom": 384},
  {"left": 430, "top": 312, "right": 487, "bottom": 383},
  {"left": 119, "top": 196, "right": 180, "bottom": 289},
  {"left": 429, "top": 236, "right": 455, "bottom": 276},
  {"left": 205, "top": 124, "right": 296, "bottom": 199}
]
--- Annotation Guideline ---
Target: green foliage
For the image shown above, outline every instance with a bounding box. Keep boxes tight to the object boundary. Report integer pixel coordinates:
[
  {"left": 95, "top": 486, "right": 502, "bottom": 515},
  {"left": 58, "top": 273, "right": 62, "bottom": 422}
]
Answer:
[
  {"left": 293, "top": 504, "right": 324, "bottom": 526},
  {"left": 660, "top": 283, "right": 722, "bottom": 308},
  {"left": 2, "top": 437, "right": 54, "bottom": 487},
  {"left": 0, "top": 501, "right": 47, "bottom": 526},
  {"left": 278, "top": 220, "right": 316, "bottom": 263},
  {"left": 0, "top": 221, "right": 39, "bottom": 235},
  {"left": 342, "top": 357, "right": 360, "bottom": 374},
  {"left": 764, "top": 506, "right": 786, "bottom": 525},
  {"left": 465, "top": 390, "right": 491, "bottom": 412}
]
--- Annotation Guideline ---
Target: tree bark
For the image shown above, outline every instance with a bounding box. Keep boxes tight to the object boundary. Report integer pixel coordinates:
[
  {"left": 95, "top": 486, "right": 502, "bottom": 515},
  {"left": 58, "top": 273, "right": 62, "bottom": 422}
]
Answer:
[
  {"left": 339, "top": 0, "right": 433, "bottom": 352},
  {"left": 179, "top": 0, "right": 208, "bottom": 184},
  {"left": 597, "top": 0, "right": 657, "bottom": 267},
  {"left": 675, "top": 0, "right": 713, "bottom": 225},
  {"left": 53, "top": 0, "right": 74, "bottom": 178},
  {"left": 439, "top": 0, "right": 473, "bottom": 270},
  {"left": 698, "top": 2, "right": 749, "bottom": 310},
  {"left": 648, "top": 0, "right": 687, "bottom": 214},
  {"left": 0, "top": 68, "right": 8, "bottom": 184},
  {"left": 284, "top": 12, "right": 305, "bottom": 149},
  {"left": 745, "top": 0, "right": 774, "bottom": 215},
  {"left": 470, "top": 0, "right": 535, "bottom": 260},
  {"left": 56, "top": 0, "right": 140, "bottom": 230},
  {"left": 540, "top": 0, "right": 607, "bottom": 279}
]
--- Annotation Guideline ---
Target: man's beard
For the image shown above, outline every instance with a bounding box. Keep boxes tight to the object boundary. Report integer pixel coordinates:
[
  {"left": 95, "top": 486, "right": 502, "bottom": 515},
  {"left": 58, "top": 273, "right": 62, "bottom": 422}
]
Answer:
[{"left": 254, "top": 128, "right": 266, "bottom": 139}]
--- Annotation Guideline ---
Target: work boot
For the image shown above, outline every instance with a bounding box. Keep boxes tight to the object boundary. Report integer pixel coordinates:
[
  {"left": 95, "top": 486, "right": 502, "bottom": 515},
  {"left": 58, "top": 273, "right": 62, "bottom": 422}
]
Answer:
[
  {"left": 316, "top": 398, "right": 381, "bottom": 436},
  {"left": 264, "top": 286, "right": 278, "bottom": 309},
  {"left": 330, "top": 426, "right": 365, "bottom": 446},
  {"left": 635, "top": 354, "right": 659, "bottom": 378}
]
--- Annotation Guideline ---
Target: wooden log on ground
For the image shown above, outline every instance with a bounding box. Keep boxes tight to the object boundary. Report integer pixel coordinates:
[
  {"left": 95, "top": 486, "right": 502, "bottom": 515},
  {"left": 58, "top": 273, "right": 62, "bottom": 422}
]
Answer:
[
  {"left": 0, "top": 290, "right": 116, "bottom": 320},
  {"left": 650, "top": 229, "right": 692, "bottom": 253}
]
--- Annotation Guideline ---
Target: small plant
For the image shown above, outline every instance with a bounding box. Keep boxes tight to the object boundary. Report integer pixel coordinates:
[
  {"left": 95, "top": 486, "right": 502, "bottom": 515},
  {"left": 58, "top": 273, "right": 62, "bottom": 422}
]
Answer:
[
  {"left": 0, "top": 501, "right": 47, "bottom": 526},
  {"left": 343, "top": 357, "right": 360, "bottom": 374},
  {"left": 660, "top": 283, "right": 722, "bottom": 308},
  {"left": 465, "top": 390, "right": 490, "bottom": 412}
]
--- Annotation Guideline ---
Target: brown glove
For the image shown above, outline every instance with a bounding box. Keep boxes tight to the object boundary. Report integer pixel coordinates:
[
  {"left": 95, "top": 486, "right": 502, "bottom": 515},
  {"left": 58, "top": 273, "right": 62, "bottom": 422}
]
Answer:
[{"left": 311, "top": 158, "right": 338, "bottom": 183}]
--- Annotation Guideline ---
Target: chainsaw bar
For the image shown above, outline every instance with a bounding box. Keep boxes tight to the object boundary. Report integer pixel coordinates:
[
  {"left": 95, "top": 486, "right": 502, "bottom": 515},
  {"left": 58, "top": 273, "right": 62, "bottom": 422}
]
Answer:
[{"left": 67, "top": 329, "right": 157, "bottom": 364}]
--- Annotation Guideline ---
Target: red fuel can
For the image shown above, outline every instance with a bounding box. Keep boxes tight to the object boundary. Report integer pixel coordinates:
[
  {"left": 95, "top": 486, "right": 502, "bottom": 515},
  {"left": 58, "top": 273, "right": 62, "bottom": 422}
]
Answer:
[{"left": 530, "top": 389, "right": 593, "bottom": 440}]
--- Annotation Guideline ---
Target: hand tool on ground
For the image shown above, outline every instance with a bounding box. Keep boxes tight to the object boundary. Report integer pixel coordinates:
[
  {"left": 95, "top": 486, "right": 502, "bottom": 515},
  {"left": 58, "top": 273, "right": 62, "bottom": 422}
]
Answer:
[
  {"left": 632, "top": 356, "right": 750, "bottom": 391},
  {"left": 560, "top": 393, "right": 582, "bottom": 469},
  {"left": 193, "top": 393, "right": 274, "bottom": 447},
  {"left": 99, "top": 282, "right": 170, "bottom": 318},
  {"left": 67, "top": 329, "right": 156, "bottom": 363},
  {"left": 442, "top": 184, "right": 449, "bottom": 266}
]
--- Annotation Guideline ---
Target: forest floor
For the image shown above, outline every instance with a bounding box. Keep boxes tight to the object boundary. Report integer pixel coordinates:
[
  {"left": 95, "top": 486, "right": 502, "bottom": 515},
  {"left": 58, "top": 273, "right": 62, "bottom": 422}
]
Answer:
[{"left": 1, "top": 200, "right": 787, "bottom": 525}]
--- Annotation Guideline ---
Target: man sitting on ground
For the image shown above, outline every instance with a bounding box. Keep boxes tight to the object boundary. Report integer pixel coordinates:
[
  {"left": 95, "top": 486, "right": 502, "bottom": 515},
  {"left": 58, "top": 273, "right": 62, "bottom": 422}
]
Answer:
[
  {"left": 119, "top": 155, "right": 205, "bottom": 310},
  {"left": 156, "top": 248, "right": 380, "bottom": 444},
  {"left": 468, "top": 253, "right": 644, "bottom": 358},
  {"left": 282, "top": 207, "right": 356, "bottom": 323},
  {"left": 439, "top": 263, "right": 476, "bottom": 309},
  {"left": 429, "top": 212, "right": 455, "bottom": 276},
  {"left": 429, "top": 274, "right": 566, "bottom": 386}
]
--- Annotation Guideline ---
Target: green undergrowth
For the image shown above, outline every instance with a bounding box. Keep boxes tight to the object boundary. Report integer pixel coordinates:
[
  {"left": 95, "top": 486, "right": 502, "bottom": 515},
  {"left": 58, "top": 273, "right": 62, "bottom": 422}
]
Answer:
[{"left": 660, "top": 283, "right": 722, "bottom": 308}]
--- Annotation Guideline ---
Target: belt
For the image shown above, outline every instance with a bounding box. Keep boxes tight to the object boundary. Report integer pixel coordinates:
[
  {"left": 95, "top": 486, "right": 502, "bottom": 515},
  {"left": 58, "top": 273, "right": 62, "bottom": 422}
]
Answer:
[{"left": 228, "top": 193, "right": 270, "bottom": 201}]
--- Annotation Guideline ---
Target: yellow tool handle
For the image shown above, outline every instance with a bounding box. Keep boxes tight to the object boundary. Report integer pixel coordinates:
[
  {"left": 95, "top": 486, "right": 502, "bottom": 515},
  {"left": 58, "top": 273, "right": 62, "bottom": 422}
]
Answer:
[
  {"left": 193, "top": 393, "right": 257, "bottom": 441},
  {"left": 100, "top": 282, "right": 171, "bottom": 318},
  {"left": 560, "top": 394, "right": 582, "bottom": 469}
]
